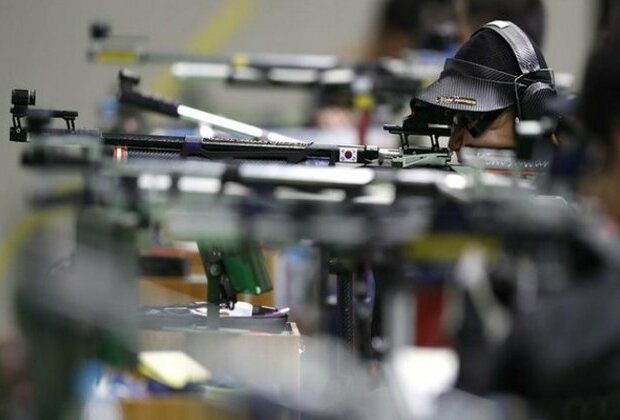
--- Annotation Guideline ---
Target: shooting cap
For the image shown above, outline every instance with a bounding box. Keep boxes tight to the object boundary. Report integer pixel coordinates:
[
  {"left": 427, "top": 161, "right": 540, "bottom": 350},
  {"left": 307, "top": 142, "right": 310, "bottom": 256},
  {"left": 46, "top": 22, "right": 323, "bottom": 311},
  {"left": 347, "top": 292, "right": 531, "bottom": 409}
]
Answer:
[{"left": 415, "top": 21, "right": 551, "bottom": 113}]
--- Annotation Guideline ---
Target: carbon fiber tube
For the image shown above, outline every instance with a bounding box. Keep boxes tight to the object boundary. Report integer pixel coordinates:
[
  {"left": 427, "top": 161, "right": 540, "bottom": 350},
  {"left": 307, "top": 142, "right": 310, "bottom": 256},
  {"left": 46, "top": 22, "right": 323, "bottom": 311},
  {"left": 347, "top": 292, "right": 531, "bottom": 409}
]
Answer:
[{"left": 102, "top": 133, "right": 185, "bottom": 150}]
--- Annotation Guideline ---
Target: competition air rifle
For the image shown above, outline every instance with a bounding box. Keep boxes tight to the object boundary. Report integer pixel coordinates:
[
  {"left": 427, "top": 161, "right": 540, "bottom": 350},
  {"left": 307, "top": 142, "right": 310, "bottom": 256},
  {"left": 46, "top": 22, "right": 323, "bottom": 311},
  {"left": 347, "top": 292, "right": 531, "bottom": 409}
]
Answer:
[
  {"left": 9, "top": 87, "right": 401, "bottom": 166},
  {"left": 10, "top": 82, "right": 454, "bottom": 169},
  {"left": 115, "top": 71, "right": 451, "bottom": 167}
]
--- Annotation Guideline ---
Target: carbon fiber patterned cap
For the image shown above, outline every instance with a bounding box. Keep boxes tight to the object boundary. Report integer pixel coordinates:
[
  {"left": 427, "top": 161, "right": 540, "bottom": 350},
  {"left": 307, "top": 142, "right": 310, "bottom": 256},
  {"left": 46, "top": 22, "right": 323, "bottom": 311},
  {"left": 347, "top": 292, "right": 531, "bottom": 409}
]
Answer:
[{"left": 416, "top": 26, "right": 549, "bottom": 113}]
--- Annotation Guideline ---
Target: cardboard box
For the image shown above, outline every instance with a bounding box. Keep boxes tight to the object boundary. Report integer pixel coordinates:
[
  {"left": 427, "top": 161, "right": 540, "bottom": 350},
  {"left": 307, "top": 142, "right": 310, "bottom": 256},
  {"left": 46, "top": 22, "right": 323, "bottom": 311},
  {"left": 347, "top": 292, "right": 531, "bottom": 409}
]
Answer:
[
  {"left": 140, "top": 323, "right": 300, "bottom": 406},
  {"left": 121, "top": 396, "right": 247, "bottom": 420}
]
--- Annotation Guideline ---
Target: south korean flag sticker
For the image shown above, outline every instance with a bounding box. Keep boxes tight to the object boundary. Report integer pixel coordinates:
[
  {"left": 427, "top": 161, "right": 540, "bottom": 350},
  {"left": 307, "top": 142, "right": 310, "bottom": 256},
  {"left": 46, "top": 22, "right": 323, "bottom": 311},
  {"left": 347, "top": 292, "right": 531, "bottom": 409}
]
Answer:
[{"left": 339, "top": 147, "right": 358, "bottom": 163}]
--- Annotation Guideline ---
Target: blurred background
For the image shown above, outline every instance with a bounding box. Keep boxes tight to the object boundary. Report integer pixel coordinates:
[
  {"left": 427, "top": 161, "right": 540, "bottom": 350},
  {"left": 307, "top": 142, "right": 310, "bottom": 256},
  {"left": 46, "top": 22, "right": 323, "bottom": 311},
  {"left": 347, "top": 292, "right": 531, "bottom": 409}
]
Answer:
[{"left": 0, "top": 0, "right": 600, "bottom": 334}]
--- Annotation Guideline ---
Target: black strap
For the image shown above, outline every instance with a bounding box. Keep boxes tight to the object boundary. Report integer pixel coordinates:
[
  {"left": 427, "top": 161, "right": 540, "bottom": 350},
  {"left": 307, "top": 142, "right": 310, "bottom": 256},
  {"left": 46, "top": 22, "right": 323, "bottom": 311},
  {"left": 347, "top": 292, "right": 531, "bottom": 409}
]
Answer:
[{"left": 478, "top": 20, "right": 541, "bottom": 75}]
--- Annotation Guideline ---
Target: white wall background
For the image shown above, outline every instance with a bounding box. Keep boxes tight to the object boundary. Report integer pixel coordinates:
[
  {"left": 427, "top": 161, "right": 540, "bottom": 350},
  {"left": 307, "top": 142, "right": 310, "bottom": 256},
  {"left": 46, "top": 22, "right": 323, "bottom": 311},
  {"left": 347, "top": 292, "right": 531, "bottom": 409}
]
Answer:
[
  {"left": 543, "top": 0, "right": 596, "bottom": 85},
  {"left": 0, "top": 0, "right": 599, "bottom": 331}
]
